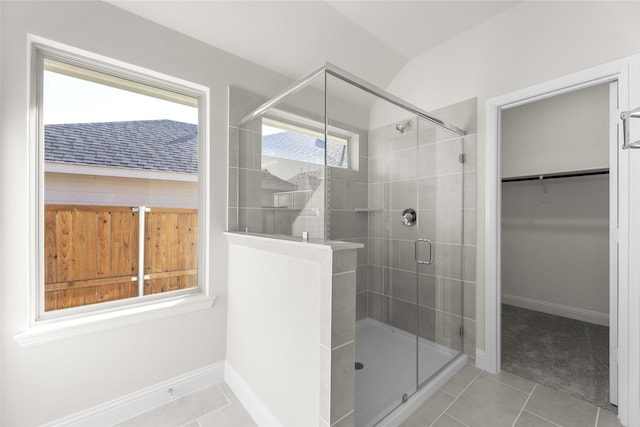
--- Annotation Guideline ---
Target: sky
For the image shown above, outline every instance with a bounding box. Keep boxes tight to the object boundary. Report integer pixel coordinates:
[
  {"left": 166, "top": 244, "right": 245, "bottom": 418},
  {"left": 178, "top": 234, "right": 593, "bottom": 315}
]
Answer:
[{"left": 43, "top": 71, "right": 199, "bottom": 125}]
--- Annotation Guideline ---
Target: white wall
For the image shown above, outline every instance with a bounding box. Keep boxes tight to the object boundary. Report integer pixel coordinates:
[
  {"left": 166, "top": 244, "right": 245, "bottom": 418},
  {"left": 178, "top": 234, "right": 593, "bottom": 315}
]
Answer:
[
  {"left": 501, "top": 83, "right": 610, "bottom": 178},
  {"left": 500, "top": 84, "right": 610, "bottom": 325},
  {"left": 0, "top": 2, "right": 291, "bottom": 425},
  {"left": 502, "top": 175, "right": 610, "bottom": 324},
  {"left": 0, "top": 1, "right": 3, "bottom": 422},
  {"left": 372, "top": 1, "right": 640, "bottom": 351},
  {"left": 226, "top": 239, "right": 323, "bottom": 426}
]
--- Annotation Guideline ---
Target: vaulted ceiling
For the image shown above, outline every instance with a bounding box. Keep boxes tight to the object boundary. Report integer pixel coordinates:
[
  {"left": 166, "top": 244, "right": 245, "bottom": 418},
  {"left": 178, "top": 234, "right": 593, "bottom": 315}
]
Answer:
[{"left": 107, "top": 1, "right": 519, "bottom": 89}]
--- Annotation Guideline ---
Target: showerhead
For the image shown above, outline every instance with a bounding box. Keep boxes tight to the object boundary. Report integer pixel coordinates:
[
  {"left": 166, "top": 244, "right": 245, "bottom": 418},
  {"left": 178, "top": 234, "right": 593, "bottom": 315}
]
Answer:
[{"left": 395, "top": 121, "right": 411, "bottom": 134}]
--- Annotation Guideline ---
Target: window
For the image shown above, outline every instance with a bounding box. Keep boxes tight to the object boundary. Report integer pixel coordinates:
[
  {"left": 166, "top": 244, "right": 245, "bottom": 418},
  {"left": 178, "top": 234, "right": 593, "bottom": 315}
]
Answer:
[
  {"left": 262, "top": 117, "right": 351, "bottom": 169},
  {"left": 32, "top": 44, "right": 209, "bottom": 321},
  {"left": 261, "top": 112, "right": 358, "bottom": 172},
  {"left": 259, "top": 113, "right": 358, "bottom": 214}
]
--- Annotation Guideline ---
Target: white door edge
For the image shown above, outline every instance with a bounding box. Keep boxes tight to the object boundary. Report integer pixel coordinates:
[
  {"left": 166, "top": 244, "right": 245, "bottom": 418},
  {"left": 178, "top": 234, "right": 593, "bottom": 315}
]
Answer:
[{"left": 609, "top": 80, "right": 619, "bottom": 406}]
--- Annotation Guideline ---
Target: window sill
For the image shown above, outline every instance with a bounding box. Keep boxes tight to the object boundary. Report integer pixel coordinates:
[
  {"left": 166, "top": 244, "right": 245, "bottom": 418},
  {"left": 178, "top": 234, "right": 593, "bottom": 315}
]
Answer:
[{"left": 15, "top": 293, "right": 216, "bottom": 348}]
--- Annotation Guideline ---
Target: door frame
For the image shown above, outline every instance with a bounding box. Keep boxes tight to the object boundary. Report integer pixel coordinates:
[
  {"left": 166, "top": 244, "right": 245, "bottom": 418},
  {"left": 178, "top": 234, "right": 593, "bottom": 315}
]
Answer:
[{"left": 483, "top": 55, "right": 640, "bottom": 426}]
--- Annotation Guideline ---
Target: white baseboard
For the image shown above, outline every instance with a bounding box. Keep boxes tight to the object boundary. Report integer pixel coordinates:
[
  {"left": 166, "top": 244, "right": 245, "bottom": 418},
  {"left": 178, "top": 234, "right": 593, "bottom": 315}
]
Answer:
[
  {"left": 474, "top": 349, "right": 490, "bottom": 372},
  {"left": 47, "top": 362, "right": 225, "bottom": 427},
  {"left": 502, "top": 294, "right": 609, "bottom": 326},
  {"left": 225, "top": 362, "right": 282, "bottom": 427}
]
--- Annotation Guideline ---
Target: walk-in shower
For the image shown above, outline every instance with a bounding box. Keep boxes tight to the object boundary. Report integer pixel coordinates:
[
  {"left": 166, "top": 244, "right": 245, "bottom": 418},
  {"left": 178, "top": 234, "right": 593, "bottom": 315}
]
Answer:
[{"left": 229, "top": 63, "right": 471, "bottom": 426}]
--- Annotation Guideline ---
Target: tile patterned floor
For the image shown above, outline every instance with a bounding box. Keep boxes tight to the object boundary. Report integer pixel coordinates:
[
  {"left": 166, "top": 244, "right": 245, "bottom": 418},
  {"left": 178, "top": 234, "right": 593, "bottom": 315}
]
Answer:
[
  {"left": 401, "top": 365, "right": 622, "bottom": 427},
  {"left": 115, "top": 382, "right": 256, "bottom": 427},
  {"left": 116, "top": 365, "right": 622, "bottom": 427}
]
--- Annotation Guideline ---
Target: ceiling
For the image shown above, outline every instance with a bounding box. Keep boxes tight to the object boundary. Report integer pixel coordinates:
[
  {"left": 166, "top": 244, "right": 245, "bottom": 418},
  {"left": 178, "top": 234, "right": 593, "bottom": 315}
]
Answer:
[{"left": 107, "top": 1, "right": 519, "bottom": 89}]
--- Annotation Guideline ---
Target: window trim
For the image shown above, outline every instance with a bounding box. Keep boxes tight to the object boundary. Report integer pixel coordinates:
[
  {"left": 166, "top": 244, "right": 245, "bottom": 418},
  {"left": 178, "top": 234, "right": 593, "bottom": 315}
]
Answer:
[{"left": 19, "top": 36, "right": 213, "bottom": 345}]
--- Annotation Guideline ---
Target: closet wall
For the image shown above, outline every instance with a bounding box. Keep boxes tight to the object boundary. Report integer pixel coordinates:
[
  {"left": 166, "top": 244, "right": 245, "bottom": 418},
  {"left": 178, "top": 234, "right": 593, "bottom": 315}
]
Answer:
[{"left": 501, "top": 83, "right": 611, "bottom": 325}]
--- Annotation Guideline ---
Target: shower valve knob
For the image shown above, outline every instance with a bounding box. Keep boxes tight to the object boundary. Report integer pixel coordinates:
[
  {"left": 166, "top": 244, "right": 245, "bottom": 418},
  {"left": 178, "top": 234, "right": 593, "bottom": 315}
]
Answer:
[{"left": 401, "top": 209, "right": 417, "bottom": 226}]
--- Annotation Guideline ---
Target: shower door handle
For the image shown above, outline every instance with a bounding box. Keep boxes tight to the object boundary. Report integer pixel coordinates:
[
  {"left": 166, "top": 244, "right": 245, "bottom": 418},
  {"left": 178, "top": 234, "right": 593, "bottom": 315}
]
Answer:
[
  {"left": 415, "top": 239, "right": 433, "bottom": 265},
  {"left": 620, "top": 107, "right": 640, "bottom": 149}
]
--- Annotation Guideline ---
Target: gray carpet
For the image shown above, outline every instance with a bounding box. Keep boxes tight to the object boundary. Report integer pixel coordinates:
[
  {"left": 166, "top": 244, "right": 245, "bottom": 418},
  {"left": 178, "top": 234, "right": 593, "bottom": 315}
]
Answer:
[{"left": 501, "top": 304, "right": 614, "bottom": 411}]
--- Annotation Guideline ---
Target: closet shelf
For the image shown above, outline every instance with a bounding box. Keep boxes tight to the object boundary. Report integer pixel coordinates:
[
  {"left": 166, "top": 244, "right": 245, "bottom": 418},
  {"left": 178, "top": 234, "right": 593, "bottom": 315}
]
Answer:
[{"left": 501, "top": 168, "right": 609, "bottom": 183}]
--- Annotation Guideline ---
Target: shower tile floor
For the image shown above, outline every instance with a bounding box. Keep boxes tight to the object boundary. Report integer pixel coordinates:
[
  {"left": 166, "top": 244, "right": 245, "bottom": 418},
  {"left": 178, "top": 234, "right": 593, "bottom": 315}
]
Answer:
[{"left": 355, "top": 318, "right": 455, "bottom": 427}]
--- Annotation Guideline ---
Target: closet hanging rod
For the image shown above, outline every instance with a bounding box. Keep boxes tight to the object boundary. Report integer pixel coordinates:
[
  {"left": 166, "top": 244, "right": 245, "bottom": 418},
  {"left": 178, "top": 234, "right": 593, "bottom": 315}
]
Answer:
[{"left": 501, "top": 168, "right": 609, "bottom": 183}]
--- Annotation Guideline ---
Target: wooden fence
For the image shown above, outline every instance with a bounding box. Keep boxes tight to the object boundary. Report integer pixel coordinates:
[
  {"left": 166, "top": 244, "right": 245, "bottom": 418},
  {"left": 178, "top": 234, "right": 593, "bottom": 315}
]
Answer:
[{"left": 44, "top": 205, "right": 198, "bottom": 312}]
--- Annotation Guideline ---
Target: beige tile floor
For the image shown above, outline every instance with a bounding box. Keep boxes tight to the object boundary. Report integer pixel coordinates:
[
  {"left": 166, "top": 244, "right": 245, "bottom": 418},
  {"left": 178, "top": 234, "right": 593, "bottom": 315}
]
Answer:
[
  {"left": 115, "top": 382, "right": 256, "bottom": 427},
  {"left": 401, "top": 365, "right": 622, "bottom": 427},
  {"left": 116, "top": 365, "right": 622, "bottom": 427}
]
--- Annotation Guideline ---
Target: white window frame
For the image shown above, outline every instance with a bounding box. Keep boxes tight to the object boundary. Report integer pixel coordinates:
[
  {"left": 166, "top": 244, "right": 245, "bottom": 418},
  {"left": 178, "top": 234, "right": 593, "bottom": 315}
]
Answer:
[{"left": 16, "top": 36, "right": 214, "bottom": 347}]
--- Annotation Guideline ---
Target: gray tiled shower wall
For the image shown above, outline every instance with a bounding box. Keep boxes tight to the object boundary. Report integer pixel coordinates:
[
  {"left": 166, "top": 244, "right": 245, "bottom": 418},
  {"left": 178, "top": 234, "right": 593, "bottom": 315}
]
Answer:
[
  {"left": 228, "top": 87, "right": 264, "bottom": 234},
  {"left": 229, "top": 87, "right": 327, "bottom": 238},
  {"left": 354, "top": 99, "right": 478, "bottom": 360},
  {"left": 326, "top": 129, "right": 370, "bottom": 320}
]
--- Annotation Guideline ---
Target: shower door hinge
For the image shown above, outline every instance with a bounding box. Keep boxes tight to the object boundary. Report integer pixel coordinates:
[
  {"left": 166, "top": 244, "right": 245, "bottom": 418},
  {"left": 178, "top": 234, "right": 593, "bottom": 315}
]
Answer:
[
  {"left": 458, "top": 153, "right": 466, "bottom": 164},
  {"left": 459, "top": 324, "right": 464, "bottom": 337}
]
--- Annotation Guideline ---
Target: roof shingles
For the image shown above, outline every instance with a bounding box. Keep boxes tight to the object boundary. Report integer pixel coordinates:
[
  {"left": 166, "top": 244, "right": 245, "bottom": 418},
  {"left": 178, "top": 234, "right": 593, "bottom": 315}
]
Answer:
[
  {"left": 44, "top": 119, "right": 198, "bottom": 174},
  {"left": 45, "top": 121, "right": 347, "bottom": 176},
  {"left": 262, "top": 132, "right": 347, "bottom": 168}
]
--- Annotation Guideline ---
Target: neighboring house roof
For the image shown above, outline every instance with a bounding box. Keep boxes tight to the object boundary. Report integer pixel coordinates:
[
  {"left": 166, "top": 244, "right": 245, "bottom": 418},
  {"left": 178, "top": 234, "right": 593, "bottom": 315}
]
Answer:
[
  {"left": 288, "top": 169, "right": 323, "bottom": 191},
  {"left": 45, "top": 122, "right": 345, "bottom": 179},
  {"left": 262, "top": 132, "right": 347, "bottom": 168},
  {"left": 44, "top": 120, "right": 198, "bottom": 174},
  {"left": 262, "top": 169, "right": 297, "bottom": 192}
]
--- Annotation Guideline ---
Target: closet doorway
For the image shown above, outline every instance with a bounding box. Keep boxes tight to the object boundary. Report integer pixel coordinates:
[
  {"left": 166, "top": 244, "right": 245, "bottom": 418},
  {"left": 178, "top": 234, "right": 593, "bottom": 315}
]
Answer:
[
  {"left": 499, "top": 82, "right": 617, "bottom": 410},
  {"left": 485, "top": 55, "right": 640, "bottom": 426}
]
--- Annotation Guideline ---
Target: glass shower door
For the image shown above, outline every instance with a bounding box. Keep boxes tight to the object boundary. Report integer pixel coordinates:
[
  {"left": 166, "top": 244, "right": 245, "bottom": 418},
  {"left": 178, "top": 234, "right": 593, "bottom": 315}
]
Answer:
[
  {"left": 363, "top": 114, "right": 420, "bottom": 425},
  {"left": 362, "top": 116, "right": 465, "bottom": 426},
  {"left": 416, "top": 117, "right": 465, "bottom": 385},
  {"left": 324, "top": 70, "right": 468, "bottom": 425}
]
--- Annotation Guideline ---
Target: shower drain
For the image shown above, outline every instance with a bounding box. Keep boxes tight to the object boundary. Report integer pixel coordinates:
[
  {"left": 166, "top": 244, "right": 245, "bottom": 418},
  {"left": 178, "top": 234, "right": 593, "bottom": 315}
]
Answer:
[{"left": 355, "top": 362, "right": 364, "bottom": 370}]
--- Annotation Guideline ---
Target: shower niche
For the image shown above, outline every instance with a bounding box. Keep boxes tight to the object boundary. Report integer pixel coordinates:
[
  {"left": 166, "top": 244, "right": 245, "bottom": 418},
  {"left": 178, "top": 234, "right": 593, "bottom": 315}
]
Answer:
[{"left": 228, "top": 64, "right": 474, "bottom": 427}]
